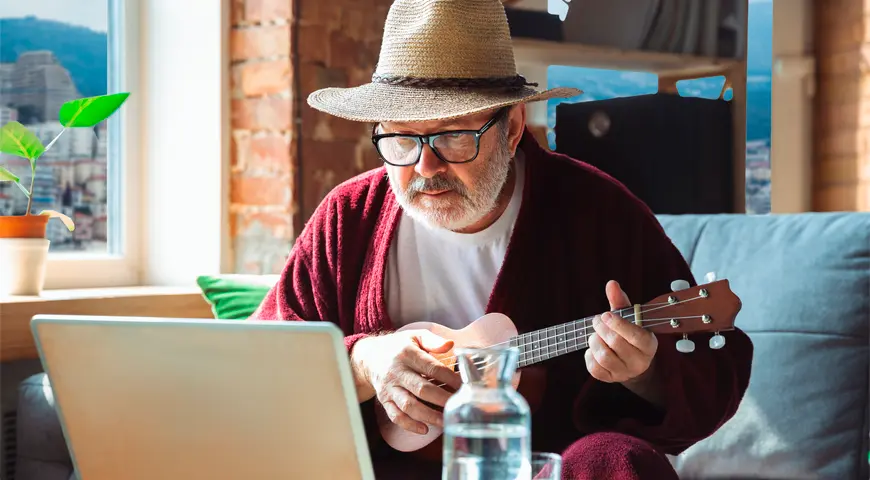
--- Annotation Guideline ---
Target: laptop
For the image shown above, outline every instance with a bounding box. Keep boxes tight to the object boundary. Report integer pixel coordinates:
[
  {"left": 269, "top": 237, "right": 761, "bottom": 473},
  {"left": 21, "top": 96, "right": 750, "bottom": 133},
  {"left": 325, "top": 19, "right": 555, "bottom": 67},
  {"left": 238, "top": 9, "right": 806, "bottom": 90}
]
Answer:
[{"left": 30, "top": 315, "right": 375, "bottom": 480}]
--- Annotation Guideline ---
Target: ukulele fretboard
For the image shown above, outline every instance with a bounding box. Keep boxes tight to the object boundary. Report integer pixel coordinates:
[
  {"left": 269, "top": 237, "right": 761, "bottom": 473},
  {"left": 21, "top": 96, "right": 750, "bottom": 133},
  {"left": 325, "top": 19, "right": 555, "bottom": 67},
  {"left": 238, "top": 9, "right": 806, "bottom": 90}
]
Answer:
[{"left": 508, "top": 306, "right": 632, "bottom": 368}]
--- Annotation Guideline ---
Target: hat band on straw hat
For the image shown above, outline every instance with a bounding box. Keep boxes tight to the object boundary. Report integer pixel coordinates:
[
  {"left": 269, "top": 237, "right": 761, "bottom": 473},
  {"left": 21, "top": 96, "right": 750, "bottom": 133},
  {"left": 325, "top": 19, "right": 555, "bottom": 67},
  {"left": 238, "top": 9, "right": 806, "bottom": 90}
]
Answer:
[{"left": 370, "top": 73, "right": 539, "bottom": 89}]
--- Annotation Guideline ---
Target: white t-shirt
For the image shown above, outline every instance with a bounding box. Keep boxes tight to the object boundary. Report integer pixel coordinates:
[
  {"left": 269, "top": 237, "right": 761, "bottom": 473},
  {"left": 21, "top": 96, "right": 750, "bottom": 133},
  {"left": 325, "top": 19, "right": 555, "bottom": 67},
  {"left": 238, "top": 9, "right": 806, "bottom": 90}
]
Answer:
[{"left": 386, "top": 153, "right": 525, "bottom": 330}]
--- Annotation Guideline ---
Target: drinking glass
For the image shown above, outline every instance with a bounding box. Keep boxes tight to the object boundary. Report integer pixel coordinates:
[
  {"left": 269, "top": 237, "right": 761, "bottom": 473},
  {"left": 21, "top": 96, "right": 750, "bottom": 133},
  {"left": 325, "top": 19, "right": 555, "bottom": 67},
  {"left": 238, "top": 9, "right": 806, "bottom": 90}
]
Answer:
[{"left": 530, "top": 452, "right": 562, "bottom": 480}]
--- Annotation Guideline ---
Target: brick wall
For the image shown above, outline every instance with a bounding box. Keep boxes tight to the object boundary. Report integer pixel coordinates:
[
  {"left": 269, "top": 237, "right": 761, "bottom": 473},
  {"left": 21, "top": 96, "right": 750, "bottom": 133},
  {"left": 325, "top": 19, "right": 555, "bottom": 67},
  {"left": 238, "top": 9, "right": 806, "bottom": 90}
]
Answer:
[
  {"left": 229, "top": 0, "right": 389, "bottom": 274},
  {"left": 295, "top": 0, "right": 390, "bottom": 223},
  {"left": 230, "top": 0, "right": 294, "bottom": 274},
  {"left": 813, "top": 0, "right": 870, "bottom": 211}
]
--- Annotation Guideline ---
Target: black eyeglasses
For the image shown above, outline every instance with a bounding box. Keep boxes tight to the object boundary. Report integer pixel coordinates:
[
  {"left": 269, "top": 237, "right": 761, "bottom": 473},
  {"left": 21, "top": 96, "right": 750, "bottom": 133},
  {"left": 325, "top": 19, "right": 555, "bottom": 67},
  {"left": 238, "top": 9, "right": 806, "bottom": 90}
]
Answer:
[{"left": 371, "top": 108, "right": 508, "bottom": 167}]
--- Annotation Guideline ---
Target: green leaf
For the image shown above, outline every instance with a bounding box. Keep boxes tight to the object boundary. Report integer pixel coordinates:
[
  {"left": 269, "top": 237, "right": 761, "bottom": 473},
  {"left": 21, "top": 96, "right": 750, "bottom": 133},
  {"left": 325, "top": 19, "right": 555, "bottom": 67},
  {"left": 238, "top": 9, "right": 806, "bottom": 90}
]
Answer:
[
  {"left": 39, "top": 210, "right": 75, "bottom": 232},
  {"left": 59, "top": 92, "right": 130, "bottom": 128},
  {"left": 0, "top": 165, "right": 29, "bottom": 197},
  {"left": 0, "top": 165, "right": 19, "bottom": 183},
  {"left": 0, "top": 121, "right": 44, "bottom": 164}
]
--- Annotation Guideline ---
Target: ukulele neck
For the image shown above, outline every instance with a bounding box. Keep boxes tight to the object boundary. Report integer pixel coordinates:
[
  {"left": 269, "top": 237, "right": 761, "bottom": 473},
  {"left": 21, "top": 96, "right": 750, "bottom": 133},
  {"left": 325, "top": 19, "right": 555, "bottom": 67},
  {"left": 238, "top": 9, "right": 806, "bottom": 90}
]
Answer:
[
  {"left": 503, "top": 279, "right": 741, "bottom": 369},
  {"left": 508, "top": 306, "right": 631, "bottom": 368}
]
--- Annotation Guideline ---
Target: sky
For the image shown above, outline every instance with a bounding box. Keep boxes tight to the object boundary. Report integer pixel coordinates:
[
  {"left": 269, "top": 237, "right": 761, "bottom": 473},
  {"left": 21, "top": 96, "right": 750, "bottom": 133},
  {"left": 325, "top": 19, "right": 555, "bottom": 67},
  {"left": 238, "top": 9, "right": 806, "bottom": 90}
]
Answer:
[{"left": 0, "top": 0, "right": 107, "bottom": 32}]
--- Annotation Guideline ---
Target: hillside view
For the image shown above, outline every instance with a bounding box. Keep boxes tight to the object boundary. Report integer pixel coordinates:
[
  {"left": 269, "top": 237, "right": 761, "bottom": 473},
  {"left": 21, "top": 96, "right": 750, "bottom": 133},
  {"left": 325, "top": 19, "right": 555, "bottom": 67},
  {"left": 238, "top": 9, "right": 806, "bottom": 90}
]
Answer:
[
  {"left": 0, "top": 16, "right": 110, "bottom": 252},
  {"left": 0, "top": 16, "right": 108, "bottom": 98}
]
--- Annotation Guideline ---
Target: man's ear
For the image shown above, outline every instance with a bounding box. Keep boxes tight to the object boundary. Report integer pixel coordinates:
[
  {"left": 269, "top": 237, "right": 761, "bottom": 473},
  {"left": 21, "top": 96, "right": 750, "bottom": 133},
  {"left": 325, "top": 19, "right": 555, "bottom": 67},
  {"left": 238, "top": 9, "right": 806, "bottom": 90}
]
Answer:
[{"left": 507, "top": 104, "right": 527, "bottom": 155}]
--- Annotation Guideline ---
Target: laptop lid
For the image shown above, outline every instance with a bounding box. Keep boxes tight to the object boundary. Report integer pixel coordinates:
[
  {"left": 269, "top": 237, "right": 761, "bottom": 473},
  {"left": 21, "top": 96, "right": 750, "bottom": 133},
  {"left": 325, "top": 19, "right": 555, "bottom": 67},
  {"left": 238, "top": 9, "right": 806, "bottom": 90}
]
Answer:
[{"left": 30, "top": 315, "right": 375, "bottom": 480}]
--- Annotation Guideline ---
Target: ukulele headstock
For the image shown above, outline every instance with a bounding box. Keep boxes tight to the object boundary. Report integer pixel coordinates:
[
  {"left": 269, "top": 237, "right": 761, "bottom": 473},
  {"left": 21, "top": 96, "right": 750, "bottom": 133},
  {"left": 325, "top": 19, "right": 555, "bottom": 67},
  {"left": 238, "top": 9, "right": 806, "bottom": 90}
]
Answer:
[{"left": 637, "top": 276, "right": 742, "bottom": 353}]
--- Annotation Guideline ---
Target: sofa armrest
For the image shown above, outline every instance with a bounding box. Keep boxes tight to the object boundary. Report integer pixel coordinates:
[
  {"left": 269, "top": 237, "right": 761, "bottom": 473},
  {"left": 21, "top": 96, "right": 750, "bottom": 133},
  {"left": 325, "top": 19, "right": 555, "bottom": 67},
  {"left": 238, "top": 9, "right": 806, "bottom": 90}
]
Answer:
[{"left": 15, "top": 373, "right": 75, "bottom": 480}]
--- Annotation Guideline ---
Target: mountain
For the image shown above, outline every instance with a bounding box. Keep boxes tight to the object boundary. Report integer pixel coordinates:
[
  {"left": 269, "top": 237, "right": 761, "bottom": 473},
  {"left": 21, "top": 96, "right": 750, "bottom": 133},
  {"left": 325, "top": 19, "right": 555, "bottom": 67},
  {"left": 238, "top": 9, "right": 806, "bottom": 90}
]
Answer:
[{"left": 0, "top": 16, "right": 108, "bottom": 99}]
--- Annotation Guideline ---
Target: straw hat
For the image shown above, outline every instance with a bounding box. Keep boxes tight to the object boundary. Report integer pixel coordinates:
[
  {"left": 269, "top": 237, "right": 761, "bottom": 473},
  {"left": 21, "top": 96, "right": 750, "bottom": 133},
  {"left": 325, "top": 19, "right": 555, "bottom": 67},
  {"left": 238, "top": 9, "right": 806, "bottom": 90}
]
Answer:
[{"left": 306, "top": 0, "right": 582, "bottom": 123}]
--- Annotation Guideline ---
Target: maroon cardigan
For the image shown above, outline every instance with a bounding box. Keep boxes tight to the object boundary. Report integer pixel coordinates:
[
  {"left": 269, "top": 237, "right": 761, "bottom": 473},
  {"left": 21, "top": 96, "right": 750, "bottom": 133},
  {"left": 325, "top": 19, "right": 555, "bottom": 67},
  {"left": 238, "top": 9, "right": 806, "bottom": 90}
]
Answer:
[{"left": 251, "top": 128, "right": 753, "bottom": 460}]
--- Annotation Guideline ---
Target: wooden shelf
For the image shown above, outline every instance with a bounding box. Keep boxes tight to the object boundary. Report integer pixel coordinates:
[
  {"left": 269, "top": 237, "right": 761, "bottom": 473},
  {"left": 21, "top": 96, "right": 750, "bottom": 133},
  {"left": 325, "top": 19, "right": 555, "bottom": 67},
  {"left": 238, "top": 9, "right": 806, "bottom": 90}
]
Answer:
[{"left": 512, "top": 37, "right": 741, "bottom": 79}]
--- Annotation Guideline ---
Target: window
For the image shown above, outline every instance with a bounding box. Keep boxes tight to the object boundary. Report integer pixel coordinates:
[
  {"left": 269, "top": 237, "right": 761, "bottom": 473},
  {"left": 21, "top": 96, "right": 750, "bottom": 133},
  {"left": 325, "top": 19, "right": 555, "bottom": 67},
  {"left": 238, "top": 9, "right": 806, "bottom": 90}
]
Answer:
[
  {"left": 541, "top": 0, "right": 774, "bottom": 215},
  {"left": 2, "top": 1, "right": 117, "bottom": 251},
  {"left": 2, "top": 0, "right": 231, "bottom": 290},
  {"left": 1, "top": 0, "right": 141, "bottom": 289}
]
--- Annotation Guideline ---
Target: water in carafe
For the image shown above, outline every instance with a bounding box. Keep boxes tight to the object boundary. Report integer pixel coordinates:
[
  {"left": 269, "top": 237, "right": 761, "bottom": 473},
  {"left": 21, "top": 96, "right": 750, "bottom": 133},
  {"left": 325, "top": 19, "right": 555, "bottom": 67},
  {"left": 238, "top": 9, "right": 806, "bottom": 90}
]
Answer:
[{"left": 442, "top": 345, "right": 531, "bottom": 480}]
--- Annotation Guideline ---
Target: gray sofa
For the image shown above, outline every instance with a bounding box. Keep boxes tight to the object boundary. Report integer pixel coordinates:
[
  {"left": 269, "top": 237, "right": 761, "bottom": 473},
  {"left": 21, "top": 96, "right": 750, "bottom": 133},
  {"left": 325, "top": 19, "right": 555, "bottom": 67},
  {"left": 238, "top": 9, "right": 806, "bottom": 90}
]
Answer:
[{"left": 12, "top": 212, "right": 870, "bottom": 479}]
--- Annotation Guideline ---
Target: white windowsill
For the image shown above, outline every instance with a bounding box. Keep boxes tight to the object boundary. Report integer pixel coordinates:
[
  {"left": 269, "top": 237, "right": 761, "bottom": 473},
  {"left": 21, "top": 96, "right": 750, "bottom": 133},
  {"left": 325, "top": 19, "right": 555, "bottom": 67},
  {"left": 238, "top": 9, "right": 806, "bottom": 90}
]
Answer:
[
  {"left": 0, "top": 285, "right": 215, "bottom": 363},
  {"left": 2, "top": 284, "right": 203, "bottom": 302}
]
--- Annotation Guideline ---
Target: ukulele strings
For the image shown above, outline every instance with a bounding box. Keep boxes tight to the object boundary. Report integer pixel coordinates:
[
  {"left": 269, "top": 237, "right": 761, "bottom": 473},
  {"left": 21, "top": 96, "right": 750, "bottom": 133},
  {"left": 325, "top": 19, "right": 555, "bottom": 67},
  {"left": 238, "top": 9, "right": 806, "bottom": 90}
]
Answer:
[
  {"left": 436, "top": 293, "right": 707, "bottom": 372},
  {"left": 427, "top": 316, "right": 709, "bottom": 388}
]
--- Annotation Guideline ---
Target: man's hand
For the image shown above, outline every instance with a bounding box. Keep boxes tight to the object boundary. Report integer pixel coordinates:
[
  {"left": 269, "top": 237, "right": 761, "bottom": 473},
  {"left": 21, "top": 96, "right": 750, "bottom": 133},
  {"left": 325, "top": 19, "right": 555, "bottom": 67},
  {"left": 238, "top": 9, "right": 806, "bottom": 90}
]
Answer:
[
  {"left": 585, "top": 280, "right": 658, "bottom": 385},
  {"left": 350, "top": 330, "right": 462, "bottom": 435}
]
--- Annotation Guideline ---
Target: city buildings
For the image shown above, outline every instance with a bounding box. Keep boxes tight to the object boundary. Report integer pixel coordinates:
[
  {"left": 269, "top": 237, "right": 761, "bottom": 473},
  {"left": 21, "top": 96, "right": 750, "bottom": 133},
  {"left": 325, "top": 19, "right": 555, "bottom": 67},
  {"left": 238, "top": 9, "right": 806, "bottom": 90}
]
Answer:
[{"left": 0, "top": 50, "right": 108, "bottom": 252}]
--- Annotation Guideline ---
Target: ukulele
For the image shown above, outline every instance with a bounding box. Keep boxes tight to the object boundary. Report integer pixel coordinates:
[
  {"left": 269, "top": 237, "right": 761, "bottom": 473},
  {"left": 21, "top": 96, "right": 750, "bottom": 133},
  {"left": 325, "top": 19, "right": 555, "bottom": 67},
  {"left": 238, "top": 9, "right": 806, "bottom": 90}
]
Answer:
[{"left": 374, "top": 277, "right": 742, "bottom": 458}]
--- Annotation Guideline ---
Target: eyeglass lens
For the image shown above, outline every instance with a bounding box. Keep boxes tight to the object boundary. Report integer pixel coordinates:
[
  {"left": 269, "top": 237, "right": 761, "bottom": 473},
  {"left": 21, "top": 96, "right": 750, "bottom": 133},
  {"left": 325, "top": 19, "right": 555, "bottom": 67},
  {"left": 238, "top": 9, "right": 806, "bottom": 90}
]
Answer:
[{"left": 377, "top": 132, "right": 479, "bottom": 165}]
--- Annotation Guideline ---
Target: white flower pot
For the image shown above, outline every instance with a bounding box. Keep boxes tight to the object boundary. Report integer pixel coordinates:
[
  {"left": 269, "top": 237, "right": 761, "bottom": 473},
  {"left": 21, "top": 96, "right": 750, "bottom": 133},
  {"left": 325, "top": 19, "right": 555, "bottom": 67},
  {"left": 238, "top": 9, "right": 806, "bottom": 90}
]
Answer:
[{"left": 0, "top": 238, "right": 50, "bottom": 296}]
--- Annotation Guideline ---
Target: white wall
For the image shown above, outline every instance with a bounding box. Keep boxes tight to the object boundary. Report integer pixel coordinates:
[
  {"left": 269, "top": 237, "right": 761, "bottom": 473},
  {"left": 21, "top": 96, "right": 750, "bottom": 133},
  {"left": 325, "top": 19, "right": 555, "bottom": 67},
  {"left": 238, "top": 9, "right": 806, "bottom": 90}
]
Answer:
[{"left": 139, "top": 0, "right": 231, "bottom": 285}]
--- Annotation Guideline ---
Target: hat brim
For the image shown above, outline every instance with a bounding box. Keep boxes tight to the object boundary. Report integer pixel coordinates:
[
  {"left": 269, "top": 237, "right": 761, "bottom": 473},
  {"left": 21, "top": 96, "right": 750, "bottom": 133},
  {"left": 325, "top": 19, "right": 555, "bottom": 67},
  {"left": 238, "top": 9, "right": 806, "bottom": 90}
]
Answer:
[{"left": 307, "top": 83, "right": 583, "bottom": 123}]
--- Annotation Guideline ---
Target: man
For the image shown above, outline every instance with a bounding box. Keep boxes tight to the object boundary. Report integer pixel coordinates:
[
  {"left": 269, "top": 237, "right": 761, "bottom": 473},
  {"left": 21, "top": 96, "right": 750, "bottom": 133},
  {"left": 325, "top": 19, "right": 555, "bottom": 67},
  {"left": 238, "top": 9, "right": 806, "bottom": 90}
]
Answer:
[{"left": 250, "top": 0, "right": 754, "bottom": 478}]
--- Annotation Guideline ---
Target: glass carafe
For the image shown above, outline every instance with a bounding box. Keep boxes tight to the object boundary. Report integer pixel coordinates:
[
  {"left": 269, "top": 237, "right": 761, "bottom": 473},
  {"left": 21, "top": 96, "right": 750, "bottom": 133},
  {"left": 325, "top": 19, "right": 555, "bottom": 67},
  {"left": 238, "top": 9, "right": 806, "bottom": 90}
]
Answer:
[{"left": 442, "top": 345, "right": 531, "bottom": 480}]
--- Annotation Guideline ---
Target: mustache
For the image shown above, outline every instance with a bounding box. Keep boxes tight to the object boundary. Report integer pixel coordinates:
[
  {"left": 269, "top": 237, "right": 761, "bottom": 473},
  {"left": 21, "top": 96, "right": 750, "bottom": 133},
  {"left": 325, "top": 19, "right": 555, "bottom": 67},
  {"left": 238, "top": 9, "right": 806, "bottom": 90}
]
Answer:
[{"left": 406, "top": 174, "right": 467, "bottom": 197}]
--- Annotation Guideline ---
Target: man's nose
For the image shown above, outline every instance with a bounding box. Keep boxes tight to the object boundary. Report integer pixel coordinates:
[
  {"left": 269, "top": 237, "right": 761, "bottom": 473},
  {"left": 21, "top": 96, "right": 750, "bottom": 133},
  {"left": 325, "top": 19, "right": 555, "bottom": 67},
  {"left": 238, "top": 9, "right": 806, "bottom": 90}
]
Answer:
[{"left": 414, "top": 143, "right": 448, "bottom": 178}]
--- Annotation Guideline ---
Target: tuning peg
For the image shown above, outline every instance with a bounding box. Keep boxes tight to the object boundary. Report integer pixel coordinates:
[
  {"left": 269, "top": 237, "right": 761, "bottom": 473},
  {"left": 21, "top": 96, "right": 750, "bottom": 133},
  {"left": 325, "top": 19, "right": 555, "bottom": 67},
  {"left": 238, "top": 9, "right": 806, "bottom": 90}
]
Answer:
[
  {"left": 705, "top": 271, "right": 718, "bottom": 283},
  {"left": 709, "top": 332, "right": 726, "bottom": 350},
  {"left": 670, "top": 279, "right": 690, "bottom": 292},
  {"left": 676, "top": 334, "right": 695, "bottom": 353}
]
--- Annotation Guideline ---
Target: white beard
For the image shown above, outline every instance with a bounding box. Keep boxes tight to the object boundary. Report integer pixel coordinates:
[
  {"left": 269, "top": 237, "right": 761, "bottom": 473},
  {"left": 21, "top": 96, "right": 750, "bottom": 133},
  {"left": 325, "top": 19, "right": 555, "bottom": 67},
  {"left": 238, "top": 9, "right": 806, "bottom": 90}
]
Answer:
[{"left": 389, "top": 129, "right": 514, "bottom": 232}]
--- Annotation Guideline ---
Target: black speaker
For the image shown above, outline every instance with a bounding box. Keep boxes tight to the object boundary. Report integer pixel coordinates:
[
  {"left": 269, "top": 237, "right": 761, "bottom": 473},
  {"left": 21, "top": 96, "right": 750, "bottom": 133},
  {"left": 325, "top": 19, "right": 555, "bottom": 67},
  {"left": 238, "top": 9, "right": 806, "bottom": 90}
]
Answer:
[
  {"left": 504, "top": 7, "right": 563, "bottom": 41},
  {"left": 554, "top": 93, "right": 735, "bottom": 214}
]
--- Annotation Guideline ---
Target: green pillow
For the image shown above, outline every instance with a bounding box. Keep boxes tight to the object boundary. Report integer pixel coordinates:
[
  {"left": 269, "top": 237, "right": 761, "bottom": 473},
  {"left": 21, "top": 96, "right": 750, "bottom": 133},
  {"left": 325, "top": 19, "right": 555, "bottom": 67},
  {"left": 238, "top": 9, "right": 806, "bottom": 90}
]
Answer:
[{"left": 196, "top": 274, "right": 279, "bottom": 320}]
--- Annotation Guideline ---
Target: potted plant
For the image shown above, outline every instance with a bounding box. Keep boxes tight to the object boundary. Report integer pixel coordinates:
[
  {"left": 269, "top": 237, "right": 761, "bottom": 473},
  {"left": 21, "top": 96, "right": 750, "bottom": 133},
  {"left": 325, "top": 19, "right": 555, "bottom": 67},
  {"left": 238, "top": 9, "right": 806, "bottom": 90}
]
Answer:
[{"left": 0, "top": 92, "right": 129, "bottom": 296}]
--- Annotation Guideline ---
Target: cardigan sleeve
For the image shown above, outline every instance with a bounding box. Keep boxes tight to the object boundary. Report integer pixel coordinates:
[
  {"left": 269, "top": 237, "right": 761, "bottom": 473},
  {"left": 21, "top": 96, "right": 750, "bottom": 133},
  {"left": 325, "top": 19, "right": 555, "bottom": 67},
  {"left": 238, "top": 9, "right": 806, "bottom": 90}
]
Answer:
[
  {"left": 572, "top": 196, "right": 754, "bottom": 456},
  {"left": 247, "top": 197, "right": 370, "bottom": 354}
]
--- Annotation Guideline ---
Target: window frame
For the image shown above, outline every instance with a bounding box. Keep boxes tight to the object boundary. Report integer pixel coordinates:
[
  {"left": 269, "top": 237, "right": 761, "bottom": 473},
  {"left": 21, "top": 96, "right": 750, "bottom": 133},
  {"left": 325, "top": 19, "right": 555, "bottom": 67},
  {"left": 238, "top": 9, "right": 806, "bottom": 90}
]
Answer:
[
  {"left": 769, "top": 0, "right": 814, "bottom": 213},
  {"left": 43, "top": 0, "right": 232, "bottom": 290},
  {"left": 43, "top": 0, "right": 142, "bottom": 290}
]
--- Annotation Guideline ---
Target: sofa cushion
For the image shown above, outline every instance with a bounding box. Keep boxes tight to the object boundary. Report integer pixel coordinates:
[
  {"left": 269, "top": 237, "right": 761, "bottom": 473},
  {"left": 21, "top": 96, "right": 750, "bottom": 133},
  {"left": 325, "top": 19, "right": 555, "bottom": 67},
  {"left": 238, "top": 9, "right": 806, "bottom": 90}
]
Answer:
[
  {"left": 196, "top": 274, "right": 279, "bottom": 319},
  {"left": 15, "top": 373, "right": 75, "bottom": 480},
  {"left": 657, "top": 212, "right": 870, "bottom": 479}
]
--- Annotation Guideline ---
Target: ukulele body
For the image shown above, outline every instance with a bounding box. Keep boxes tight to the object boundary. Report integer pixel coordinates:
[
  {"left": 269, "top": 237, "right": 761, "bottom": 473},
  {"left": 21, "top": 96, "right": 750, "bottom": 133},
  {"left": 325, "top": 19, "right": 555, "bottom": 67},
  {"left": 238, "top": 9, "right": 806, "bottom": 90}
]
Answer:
[{"left": 373, "top": 313, "right": 547, "bottom": 460}]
